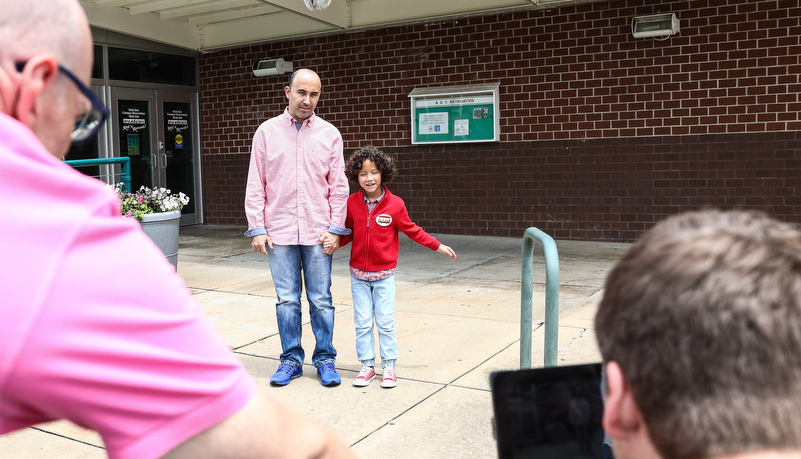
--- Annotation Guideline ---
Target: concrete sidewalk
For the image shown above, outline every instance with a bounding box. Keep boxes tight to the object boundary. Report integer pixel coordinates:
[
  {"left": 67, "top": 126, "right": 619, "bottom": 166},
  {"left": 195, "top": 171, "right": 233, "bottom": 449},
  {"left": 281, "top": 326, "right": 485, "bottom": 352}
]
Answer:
[{"left": 1, "top": 226, "right": 630, "bottom": 458}]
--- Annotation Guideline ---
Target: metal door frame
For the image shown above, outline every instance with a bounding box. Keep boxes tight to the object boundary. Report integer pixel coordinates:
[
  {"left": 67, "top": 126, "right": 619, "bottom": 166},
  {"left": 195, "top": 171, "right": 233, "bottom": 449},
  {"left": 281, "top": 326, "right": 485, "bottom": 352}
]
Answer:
[{"left": 110, "top": 86, "right": 202, "bottom": 225}]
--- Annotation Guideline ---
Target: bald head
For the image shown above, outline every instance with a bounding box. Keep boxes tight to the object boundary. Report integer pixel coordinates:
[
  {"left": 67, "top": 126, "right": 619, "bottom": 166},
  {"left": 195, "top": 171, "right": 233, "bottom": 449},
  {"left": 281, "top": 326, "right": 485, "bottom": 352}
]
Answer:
[
  {"left": 288, "top": 69, "right": 321, "bottom": 91},
  {"left": 0, "top": 0, "right": 94, "bottom": 158},
  {"left": 0, "top": 0, "right": 90, "bottom": 69}
]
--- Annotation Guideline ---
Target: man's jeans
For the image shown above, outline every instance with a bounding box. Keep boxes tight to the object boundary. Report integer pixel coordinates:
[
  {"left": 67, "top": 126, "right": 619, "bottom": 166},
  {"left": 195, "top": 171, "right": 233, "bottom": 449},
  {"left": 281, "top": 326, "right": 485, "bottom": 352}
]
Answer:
[
  {"left": 351, "top": 274, "right": 397, "bottom": 368},
  {"left": 267, "top": 244, "right": 336, "bottom": 367}
]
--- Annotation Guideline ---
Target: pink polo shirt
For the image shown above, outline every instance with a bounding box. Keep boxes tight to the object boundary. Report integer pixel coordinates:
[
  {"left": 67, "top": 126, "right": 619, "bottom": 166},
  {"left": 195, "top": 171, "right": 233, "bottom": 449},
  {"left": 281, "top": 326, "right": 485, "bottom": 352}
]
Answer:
[
  {"left": 0, "top": 113, "right": 255, "bottom": 459},
  {"left": 244, "top": 108, "right": 349, "bottom": 244}
]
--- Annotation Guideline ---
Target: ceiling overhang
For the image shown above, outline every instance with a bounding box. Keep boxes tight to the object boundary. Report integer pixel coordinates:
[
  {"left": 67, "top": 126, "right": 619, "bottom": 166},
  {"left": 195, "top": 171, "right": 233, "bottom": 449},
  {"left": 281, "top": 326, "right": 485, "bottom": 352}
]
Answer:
[{"left": 80, "top": 0, "right": 605, "bottom": 53}]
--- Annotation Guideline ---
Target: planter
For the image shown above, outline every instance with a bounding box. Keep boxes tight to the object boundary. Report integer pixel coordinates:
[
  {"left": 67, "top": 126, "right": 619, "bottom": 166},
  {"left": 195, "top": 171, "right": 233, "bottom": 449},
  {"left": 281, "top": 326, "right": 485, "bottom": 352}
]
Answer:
[{"left": 139, "top": 210, "right": 181, "bottom": 269}]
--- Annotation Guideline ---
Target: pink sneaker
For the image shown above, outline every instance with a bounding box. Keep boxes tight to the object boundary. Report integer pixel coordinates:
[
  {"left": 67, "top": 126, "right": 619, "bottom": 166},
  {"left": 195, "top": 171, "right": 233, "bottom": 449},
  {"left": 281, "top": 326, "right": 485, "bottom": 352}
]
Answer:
[
  {"left": 353, "top": 365, "right": 375, "bottom": 387},
  {"left": 381, "top": 368, "right": 397, "bottom": 388}
]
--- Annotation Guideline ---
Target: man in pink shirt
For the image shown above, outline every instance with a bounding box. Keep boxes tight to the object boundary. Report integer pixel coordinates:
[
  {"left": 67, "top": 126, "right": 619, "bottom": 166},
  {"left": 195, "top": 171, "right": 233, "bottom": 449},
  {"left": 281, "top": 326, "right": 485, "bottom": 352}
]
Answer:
[
  {"left": 0, "top": 1, "right": 355, "bottom": 457},
  {"left": 245, "top": 69, "right": 350, "bottom": 387}
]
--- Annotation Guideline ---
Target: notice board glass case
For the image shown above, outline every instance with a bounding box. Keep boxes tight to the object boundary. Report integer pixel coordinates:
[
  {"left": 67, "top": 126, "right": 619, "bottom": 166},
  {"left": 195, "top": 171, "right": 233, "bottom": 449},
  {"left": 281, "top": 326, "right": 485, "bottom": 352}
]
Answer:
[{"left": 408, "top": 83, "right": 500, "bottom": 145}]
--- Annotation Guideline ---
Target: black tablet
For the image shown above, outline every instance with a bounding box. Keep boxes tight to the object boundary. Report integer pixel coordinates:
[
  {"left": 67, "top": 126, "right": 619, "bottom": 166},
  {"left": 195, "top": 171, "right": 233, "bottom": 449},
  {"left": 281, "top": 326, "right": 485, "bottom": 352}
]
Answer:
[{"left": 490, "top": 363, "right": 609, "bottom": 459}]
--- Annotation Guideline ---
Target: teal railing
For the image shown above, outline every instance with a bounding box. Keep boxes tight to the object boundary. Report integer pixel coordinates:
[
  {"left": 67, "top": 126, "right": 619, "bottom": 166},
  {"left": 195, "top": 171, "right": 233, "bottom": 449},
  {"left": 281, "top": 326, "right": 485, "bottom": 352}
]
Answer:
[
  {"left": 64, "top": 157, "right": 132, "bottom": 191},
  {"left": 520, "top": 227, "right": 560, "bottom": 369}
]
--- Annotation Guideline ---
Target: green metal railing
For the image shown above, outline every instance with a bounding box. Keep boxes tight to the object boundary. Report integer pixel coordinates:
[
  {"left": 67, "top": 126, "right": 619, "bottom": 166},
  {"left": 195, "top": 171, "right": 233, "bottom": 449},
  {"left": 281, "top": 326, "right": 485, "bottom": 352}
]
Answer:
[
  {"left": 520, "top": 227, "right": 560, "bottom": 369},
  {"left": 64, "top": 157, "right": 132, "bottom": 191}
]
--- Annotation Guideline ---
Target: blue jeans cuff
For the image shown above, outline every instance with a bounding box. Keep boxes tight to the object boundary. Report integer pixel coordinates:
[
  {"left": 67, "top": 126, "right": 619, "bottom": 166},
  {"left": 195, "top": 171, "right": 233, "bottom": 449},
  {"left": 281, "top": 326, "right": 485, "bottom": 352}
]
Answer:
[{"left": 315, "top": 359, "right": 336, "bottom": 368}]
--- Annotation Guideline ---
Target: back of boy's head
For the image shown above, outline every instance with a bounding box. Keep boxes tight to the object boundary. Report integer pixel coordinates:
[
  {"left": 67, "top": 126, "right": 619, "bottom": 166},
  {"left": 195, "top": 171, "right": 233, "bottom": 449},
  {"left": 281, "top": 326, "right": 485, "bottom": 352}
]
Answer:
[
  {"left": 345, "top": 145, "right": 396, "bottom": 183},
  {"left": 595, "top": 209, "right": 801, "bottom": 459}
]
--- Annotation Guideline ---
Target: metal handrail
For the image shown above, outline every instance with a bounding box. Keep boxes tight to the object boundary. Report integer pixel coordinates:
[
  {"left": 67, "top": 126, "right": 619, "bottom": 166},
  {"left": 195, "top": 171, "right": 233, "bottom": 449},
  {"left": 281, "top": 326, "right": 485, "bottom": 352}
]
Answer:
[
  {"left": 64, "top": 157, "right": 132, "bottom": 191},
  {"left": 520, "top": 227, "right": 560, "bottom": 368}
]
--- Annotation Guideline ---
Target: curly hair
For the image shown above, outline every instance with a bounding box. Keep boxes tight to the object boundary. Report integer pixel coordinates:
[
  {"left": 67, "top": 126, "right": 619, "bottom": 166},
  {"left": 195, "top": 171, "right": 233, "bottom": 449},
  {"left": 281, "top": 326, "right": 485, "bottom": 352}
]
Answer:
[{"left": 344, "top": 145, "right": 396, "bottom": 184}]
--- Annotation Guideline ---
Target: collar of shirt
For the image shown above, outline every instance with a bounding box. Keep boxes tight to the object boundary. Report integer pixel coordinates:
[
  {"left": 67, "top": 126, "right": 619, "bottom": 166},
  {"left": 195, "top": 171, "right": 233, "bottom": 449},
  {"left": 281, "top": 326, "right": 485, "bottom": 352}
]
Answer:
[
  {"left": 282, "top": 107, "right": 316, "bottom": 130},
  {"left": 364, "top": 189, "right": 384, "bottom": 215},
  {"left": 363, "top": 189, "right": 385, "bottom": 205}
]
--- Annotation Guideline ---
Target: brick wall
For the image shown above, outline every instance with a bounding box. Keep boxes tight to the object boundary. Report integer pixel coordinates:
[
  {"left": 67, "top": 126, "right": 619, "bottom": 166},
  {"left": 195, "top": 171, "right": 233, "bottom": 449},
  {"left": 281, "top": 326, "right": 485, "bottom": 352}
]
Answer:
[{"left": 200, "top": 0, "right": 801, "bottom": 241}]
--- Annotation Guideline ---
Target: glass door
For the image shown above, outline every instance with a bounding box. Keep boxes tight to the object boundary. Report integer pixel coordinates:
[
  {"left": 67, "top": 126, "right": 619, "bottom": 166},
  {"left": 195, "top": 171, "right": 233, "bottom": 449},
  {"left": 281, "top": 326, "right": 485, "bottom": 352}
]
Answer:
[
  {"left": 160, "top": 92, "right": 197, "bottom": 221},
  {"left": 110, "top": 87, "right": 201, "bottom": 224}
]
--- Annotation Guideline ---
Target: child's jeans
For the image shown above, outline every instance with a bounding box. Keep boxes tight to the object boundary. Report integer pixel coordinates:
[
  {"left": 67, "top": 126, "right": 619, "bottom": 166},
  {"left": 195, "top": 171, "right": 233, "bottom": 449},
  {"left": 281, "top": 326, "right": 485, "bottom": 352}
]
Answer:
[{"left": 351, "top": 274, "right": 397, "bottom": 368}]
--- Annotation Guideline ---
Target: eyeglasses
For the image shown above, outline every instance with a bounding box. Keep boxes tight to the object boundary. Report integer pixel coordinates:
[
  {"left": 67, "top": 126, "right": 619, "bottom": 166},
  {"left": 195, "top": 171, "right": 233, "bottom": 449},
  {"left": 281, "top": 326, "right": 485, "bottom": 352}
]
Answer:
[{"left": 15, "top": 61, "right": 109, "bottom": 143}]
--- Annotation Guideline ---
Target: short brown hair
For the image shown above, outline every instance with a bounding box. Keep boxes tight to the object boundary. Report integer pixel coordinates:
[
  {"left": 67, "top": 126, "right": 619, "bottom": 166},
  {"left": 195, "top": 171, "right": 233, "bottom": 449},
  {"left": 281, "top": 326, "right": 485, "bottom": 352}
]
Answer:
[
  {"left": 345, "top": 145, "right": 396, "bottom": 184},
  {"left": 596, "top": 209, "right": 801, "bottom": 459}
]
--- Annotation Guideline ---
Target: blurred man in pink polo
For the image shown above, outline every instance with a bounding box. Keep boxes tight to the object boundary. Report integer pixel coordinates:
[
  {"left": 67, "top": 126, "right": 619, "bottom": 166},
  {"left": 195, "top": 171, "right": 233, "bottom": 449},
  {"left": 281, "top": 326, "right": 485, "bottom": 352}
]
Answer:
[{"left": 0, "top": 1, "right": 355, "bottom": 458}]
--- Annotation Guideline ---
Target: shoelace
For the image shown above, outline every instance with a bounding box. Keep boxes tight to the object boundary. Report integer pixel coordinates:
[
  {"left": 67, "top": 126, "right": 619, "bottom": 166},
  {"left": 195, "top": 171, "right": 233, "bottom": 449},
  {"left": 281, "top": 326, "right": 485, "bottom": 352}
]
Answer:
[
  {"left": 320, "top": 363, "right": 336, "bottom": 373},
  {"left": 383, "top": 368, "right": 396, "bottom": 380},
  {"left": 357, "top": 367, "right": 374, "bottom": 379},
  {"left": 278, "top": 364, "right": 295, "bottom": 374}
]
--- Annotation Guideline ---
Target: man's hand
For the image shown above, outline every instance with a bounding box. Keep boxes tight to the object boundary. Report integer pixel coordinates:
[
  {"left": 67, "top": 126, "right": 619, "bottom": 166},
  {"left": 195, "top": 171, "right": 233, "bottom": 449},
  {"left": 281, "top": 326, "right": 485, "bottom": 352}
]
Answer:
[
  {"left": 251, "top": 234, "right": 272, "bottom": 255},
  {"left": 162, "top": 389, "right": 357, "bottom": 459},
  {"left": 318, "top": 232, "right": 341, "bottom": 255}
]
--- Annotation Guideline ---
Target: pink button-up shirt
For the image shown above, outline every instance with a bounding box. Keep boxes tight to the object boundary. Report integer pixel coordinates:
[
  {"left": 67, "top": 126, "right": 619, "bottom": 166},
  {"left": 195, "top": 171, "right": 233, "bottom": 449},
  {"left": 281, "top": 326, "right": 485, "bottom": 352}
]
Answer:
[{"left": 245, "top": 108, "right": 349, "bottom": 245}]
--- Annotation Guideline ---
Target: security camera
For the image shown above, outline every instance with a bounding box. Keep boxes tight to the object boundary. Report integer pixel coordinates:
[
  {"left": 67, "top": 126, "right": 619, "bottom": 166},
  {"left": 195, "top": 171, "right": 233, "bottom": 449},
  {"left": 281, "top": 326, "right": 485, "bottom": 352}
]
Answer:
[{"left": 252, "top": 58, "right": 294, "bottom": 77}]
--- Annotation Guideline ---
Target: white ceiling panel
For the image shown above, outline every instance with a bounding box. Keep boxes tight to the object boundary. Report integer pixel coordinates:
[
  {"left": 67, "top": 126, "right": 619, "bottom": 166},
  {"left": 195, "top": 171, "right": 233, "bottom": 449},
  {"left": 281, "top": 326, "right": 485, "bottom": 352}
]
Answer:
[
  {"left": 80, "top": 0, "right": 606, "bottom": 52},
  {"left": 348, "top": 0, "right": 528, "bottom": 27},
  {"left": 200, "top": 10, "right": 339, "bottom": 49},
  {"left": 81, "top": 0, "right": 201, "bottom": 49}
]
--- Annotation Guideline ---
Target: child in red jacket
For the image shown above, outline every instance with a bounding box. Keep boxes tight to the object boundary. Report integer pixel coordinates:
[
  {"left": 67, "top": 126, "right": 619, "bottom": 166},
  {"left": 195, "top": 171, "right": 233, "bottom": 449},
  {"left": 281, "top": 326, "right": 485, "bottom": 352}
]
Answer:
[{"left": 332, "top": 145, "right": 456, "bottom": 388}]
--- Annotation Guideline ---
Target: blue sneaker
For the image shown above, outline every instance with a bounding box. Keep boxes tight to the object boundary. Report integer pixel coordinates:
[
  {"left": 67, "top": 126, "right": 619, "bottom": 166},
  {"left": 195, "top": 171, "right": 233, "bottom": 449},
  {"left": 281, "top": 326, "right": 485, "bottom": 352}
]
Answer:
[
  {"left": 316, "top": 362, "right": 341, "bottom": 386},
  {"left": 270, "top": 363, "right": 302, "bottom": 386}
]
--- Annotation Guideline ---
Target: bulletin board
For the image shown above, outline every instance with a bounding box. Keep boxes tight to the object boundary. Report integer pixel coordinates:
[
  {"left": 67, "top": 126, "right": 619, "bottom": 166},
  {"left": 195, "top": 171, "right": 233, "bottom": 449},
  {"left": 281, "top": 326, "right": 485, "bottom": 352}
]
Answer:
[{"left": 408, "top": 83, "right": 500, "bottom": 144}]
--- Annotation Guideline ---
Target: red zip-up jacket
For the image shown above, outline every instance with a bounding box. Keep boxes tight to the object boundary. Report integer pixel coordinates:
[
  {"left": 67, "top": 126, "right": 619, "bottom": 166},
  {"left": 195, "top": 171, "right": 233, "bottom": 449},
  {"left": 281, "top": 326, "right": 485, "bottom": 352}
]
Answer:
[{"left": 341, "top": 186, "right": 441, "bottom": 271}]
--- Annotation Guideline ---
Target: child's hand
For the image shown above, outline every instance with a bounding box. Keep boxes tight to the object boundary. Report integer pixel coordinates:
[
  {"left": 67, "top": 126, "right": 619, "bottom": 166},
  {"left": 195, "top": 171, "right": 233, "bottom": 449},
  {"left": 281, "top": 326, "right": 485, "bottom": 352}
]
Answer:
[
  {"left": 318, "top": 233, "right": 331, "bottom": 250},
  {"left": 318, "top": 232, "right": 340, "bottom": 255},
  {"left": 437, "top": 244, "right": 457, "bottom": 259}
]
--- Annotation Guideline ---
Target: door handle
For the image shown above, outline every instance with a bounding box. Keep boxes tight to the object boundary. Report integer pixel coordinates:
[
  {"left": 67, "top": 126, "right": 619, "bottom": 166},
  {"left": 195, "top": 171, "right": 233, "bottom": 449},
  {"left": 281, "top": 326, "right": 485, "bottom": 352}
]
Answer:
[{"left": 162, "top": 153, "right": 167, "bottom": 168}]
